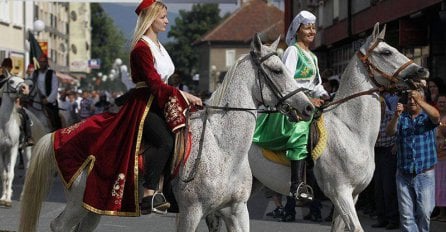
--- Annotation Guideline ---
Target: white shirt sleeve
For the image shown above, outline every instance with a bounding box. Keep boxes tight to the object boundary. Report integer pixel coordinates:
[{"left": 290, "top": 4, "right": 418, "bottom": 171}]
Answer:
[{"left": 281, "top": 46, "right": 298, "bottom": 76}]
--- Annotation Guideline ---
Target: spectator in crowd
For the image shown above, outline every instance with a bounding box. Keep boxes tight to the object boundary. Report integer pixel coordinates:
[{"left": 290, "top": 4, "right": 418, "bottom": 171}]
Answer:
[
  {"left": 386, "top": 89, "right": 439, "bottom": 232},
  {"left": 94, "top": 92, "right": 111, "bottom": 114},
  {"left": 426, "top": 78, "right": 446, "bottom": 107},
  {"left": 371, "top": 93, "right": 400, "bottom": 230},
  {"left": 78, "top": 90, "right": 95, "bottom": 120},
  {"left": 433, "top": 93, "right": 446, "bottom": 222}
]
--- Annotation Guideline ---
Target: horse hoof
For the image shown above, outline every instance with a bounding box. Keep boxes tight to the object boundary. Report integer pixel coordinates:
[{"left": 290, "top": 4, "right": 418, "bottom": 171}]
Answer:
[{"left": 0, "top": 200, "right": 12, "bottom": 208}]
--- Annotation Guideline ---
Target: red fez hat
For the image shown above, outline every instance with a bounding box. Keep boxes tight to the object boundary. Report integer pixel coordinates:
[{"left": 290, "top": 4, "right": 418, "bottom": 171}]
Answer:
[{"left": 135, "top": 0, "right": 155, "bottom": 16}]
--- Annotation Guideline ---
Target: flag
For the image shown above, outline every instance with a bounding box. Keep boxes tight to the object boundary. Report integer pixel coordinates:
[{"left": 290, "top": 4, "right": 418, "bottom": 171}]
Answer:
[{"left": 28, "top": 31, "right": 44, "bottom": 69}]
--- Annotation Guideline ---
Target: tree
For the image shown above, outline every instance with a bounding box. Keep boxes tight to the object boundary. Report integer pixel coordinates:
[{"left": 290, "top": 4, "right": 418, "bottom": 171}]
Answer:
[
  {"left": 90, "top": 3, "right": 128, "bottom": 79},
  {"left": 165, "top": 4, "right": 222, "bottom": 78}
]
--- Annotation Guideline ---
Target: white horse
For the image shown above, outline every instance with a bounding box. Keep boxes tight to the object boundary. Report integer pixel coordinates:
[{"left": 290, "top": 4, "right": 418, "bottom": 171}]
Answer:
[
  {"left": 0, "top": 76, "right": 30, "bottom": 207},
  {"left": 19, "top": 34, "right": 315, "bottom": 232},
  {"left": 249, "top": 23, "right": 428, "bottom": 232}
]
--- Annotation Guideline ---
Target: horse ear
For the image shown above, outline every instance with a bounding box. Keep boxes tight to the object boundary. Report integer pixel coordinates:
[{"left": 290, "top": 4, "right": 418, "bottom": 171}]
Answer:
[
  {"left": 270, "top": 36, "right": 280, "bottom": 51},
  {"left": 378, "top": 24, "right": 386, "bottom": 40},
  {"left": 251, "top": 33, "right": 262, "bottom": 53},
  {"left": 372, "top": 22, "right": 380, "bottom": 41}
]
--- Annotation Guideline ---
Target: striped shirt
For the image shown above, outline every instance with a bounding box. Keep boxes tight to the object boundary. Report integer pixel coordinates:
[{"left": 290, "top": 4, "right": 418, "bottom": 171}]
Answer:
[{"left": 396, "top": 111, "right": 438, "bottom": 174}]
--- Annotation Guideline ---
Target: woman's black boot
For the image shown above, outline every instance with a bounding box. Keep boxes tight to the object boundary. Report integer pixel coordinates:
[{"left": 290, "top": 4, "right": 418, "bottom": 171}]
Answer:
[{"left": 290, "top": 160, "right": 313, "bottom": 202}]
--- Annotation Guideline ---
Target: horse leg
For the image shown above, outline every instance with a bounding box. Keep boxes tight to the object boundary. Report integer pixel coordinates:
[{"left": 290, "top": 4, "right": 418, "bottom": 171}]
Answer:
[
  {"left": 331, "top": 208, "right": 345, "bottom": 232},
  {"left": 74, "top": 212, "right": 101, "bottom": 232},
  {"left": 51, "top": 172, "right": 90, "bottom": 231},
  {"left": 205, "top": 213, "right": 222, "bottom": 232},
  {"left": 176, "top": 205, "right": 204, "bottom": 232},
  {"left": 218, "top": 203, "right": 250, "bottom": 232},
  {"left": 331, "top": 190, "right": 363, "bottom": 232},
  {"left": 2, "top": 146, "right": 18, "bottom": 207}
]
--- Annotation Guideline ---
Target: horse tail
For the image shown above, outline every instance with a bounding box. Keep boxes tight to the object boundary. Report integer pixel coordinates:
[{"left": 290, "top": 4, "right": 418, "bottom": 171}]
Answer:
[{"left": 19, "top": 133, "right": 56, "bottom": 232}]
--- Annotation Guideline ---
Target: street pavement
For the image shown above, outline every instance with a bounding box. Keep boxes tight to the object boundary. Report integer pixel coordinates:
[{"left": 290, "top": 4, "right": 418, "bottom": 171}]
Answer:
[{"left": 1, "top": 167, "right": 445, "bottom": 231}]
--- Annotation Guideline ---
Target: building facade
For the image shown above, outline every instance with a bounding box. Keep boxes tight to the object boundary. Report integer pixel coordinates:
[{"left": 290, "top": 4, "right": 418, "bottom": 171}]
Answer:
[{"left": 0, "top": 1, "right": 91, "bottom": 81}]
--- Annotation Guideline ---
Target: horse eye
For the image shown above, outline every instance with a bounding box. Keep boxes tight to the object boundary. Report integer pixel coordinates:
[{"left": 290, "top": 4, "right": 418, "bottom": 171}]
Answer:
[
  {"left": 380, "top": 50, "right": 392, "bottom": 56},
  {"left": 271, "top": 68, "right": 283, "bottom": 75}
]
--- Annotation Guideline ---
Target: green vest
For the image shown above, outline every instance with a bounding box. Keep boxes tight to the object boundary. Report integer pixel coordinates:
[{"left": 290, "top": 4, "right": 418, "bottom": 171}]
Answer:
[{"left": 293, "top": 44, "right": 318, "bottom": 80}]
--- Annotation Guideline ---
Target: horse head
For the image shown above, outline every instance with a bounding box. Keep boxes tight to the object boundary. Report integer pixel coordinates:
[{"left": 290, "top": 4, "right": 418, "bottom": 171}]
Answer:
[
  {"left": 358, "top": 22, "right": 428, "bottom": 91},
  {"left": 250, "top": 33, "right": 314, "bottom": 121},
  {"left": 0, "top": 76, "right": 30, "bottom": 99}
]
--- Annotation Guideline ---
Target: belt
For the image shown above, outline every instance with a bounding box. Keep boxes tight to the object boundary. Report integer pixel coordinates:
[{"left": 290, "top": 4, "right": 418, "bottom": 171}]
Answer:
[{"left": 423, "top": 166, "right": 434, "bottom": 173}]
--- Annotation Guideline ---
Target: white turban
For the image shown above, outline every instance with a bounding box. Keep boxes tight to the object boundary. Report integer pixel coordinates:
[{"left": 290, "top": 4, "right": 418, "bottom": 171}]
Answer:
[{"left": 285, "top": 10, "right": 317, "bottom": 46}]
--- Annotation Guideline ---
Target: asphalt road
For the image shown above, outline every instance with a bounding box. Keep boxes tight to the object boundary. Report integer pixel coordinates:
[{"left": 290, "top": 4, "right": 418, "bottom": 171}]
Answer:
[{"left": 1, "top": 167, "right": 445, "bottom": 231}]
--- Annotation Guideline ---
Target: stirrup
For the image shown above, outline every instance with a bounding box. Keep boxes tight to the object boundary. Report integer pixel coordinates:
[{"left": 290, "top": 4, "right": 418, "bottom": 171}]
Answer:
[
  {"left": 151, "top": 192, "right": 170, "bottom": 215},
  {"left": 290, "top": 182, "right": 314, "bottom": 201}
]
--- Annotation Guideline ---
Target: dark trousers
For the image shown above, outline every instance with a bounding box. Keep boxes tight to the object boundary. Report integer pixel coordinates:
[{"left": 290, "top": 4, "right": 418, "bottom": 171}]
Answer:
[
  {"left": 45, "top": 103, "right": 62, "bottom": 131},
  {"left": 374, "top": 146, "right": 399, "bottom": 224},
  {"left": 142, "top": 108, "right": 174, "bottom": 190},
  {"left": 18, "top": 107, "right": 32, "bottom": 139}
]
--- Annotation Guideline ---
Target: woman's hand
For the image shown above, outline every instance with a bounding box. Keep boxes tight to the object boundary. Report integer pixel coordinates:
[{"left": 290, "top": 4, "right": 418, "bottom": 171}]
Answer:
[
  {"left": 183, "top": 91, "right": 202, "bottom": 106},
  {"left": 311, "top": 98, "right": 324, "bottom": 107}
]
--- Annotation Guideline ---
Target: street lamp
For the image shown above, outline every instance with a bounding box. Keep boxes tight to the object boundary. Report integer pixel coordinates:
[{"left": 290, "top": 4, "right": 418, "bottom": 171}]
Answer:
[
  {"left": 113, "top": 58, "right": 133, "bottom": 91},
  {"left": 33, "top": 19, "right": 45, "bottom": 35}
]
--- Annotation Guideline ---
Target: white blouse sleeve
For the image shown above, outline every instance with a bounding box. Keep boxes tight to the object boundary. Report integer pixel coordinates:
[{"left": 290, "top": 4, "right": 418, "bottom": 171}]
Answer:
[{"left": 281, "top": 46, "right": 298, "bottom": 76}]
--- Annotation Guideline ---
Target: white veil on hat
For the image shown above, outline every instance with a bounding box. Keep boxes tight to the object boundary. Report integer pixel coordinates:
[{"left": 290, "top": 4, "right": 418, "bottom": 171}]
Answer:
[{"left": 285, "top": 10, "right": 316, "bottom": 46}]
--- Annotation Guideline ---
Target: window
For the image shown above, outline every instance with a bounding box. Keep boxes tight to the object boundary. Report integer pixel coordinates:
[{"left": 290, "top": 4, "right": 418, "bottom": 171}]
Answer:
[
  {"left": 402, "top": 46, "right": 429, "bottom": 67},
  {"left": 225, "top": 49, "right": 235, "bottom": 67},
  {"left": 333, "top": 0, "right": 339, "bottom": 20},
  {"left": 0, "top": 0, "right": 10, "bottom": 23},
  {"left": 12, "top": 1, "right": 23, "bottom": 27}
]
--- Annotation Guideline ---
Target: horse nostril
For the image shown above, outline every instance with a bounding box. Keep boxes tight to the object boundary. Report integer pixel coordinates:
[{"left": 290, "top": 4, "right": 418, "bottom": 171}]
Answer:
[
  {"left": 306, "top": 104, "right": 314, "bottom": 114},
  {"left": 418, "top": 67, "right": 426, "bottom": 73}
]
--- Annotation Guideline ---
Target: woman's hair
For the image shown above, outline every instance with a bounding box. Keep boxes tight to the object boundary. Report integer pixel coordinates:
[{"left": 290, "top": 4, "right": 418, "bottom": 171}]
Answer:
[{"left": 131, "top": 1, "right": 167, "bottom": 49}]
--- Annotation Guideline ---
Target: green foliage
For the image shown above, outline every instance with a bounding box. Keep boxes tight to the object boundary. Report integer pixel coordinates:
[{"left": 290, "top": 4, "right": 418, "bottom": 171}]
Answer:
[
  {"left": 166, "top": 4, "right": 222, "bottom": 76},
  {"left": 90, "top": 3, "right": 128, "bottom": 75}
]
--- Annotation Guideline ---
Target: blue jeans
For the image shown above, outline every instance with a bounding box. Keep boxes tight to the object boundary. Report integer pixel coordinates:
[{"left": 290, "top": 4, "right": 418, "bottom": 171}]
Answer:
[{"left": 396, "top": 169, "right": 435, "bottom": 232}]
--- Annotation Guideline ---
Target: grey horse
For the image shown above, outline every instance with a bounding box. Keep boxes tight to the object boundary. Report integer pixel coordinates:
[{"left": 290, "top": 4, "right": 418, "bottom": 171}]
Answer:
[
  {"left": 18, "top": 34, "right": 315, "bottom": 232},
  {"left": 248, "top": 23, "right": 428, "bottom": 232}
]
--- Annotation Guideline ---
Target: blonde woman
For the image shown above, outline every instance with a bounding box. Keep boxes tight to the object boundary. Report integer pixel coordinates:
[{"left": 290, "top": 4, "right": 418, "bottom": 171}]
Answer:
[
  {"left": 52, "top": 0, "right": 202, "bottom": 217},
  {"left": 131, "top": 0, "right": 202, "bottom": 214}
]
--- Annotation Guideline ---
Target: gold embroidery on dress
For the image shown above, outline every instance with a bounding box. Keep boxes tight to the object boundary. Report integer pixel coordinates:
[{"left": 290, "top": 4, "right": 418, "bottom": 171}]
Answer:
[
  {"left": 61, "top": 120, "right": 85, "bottom": 135},
  {"left": 111, "top": 173, "right": 126, "bottom": 205},
  {"left": 165, "top": 96, "right": 184, "bottom": 126}
]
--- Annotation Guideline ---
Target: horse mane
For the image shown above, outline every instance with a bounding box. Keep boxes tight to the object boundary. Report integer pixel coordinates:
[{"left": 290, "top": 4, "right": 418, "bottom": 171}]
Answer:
[{"left": 208, "top": 55, "right": 250, "bottom": 106}]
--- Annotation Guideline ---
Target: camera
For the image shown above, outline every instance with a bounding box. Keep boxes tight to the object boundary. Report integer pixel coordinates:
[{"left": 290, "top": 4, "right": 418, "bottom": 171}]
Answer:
[{"left": 398, "top": 90, "right": 409, "bottom": 104}]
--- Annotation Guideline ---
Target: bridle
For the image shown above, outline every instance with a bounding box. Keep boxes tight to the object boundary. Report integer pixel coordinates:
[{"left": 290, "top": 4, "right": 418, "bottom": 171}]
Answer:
[
  {"left": 321, "top": 39, "right": 415, "bottom": 110},
  {"left": 0, "top": 77, "right": 26, "bottom": 98},
  {"left": 356, "top": 38, "right": 414, "bottom": 88},
  {"left": 250, "top": 50, "right": 307, "bottom": 114},
  {"left": 181, "top": 50, "right": 307, "bottom": 183}
]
